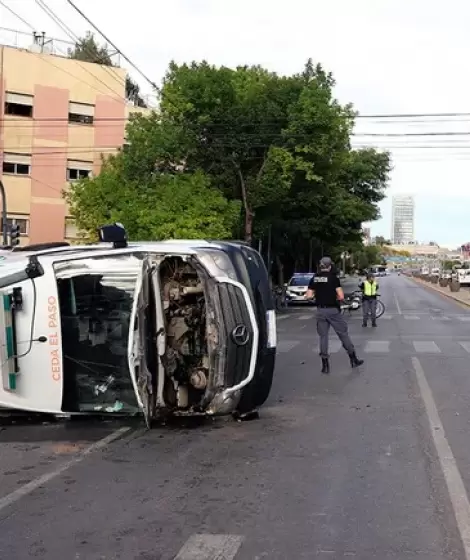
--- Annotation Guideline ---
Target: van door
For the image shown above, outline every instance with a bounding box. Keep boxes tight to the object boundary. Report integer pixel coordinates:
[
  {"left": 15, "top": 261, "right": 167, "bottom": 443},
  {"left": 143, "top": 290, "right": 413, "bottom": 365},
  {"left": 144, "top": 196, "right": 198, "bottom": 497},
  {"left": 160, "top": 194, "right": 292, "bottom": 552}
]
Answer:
[{"left": 128, "top": 258, "right": 156, "bottom": 428}]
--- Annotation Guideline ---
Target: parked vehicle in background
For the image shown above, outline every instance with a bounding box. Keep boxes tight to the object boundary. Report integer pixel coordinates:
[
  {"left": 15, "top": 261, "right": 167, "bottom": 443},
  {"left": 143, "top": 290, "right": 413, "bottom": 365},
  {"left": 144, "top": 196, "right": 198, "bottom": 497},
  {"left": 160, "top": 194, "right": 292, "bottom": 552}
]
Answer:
[
  {"left": 452, "top": 268, "right": 470, "bottom": 287},
  {"left": 370, "top": 265, "right": 387, "bottom": 277},
  {"left": 285, "top": 273, "right": 315, "bottom": 305},
  {"left": 0, "top": 224, "right": 276, "bottom": 426},
  {"left": 430, "top": 268, "right": 440, "bottom": 277}
]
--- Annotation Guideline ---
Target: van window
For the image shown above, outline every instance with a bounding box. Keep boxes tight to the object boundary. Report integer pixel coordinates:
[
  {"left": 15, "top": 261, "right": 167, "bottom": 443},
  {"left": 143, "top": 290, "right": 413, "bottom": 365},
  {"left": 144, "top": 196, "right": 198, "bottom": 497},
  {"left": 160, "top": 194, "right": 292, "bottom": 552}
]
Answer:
[{"left": 54, "top": 254, "right": 143, "bottom": 413}]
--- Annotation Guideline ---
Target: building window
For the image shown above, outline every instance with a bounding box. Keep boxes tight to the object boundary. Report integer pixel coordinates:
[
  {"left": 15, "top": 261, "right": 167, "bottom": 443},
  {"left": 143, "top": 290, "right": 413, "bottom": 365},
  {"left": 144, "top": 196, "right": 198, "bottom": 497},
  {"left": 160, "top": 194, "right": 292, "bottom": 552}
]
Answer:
[
  {"left": 0, "top": 217, "right": 29, "bottom": 235},
  {"left": 68, "top": 101, "right": 94, "bottom": 125},
  {"left": 2, "top": 153, "right": 32, "bottom": 176},
  {"left": 65, "top": 218, "right": 79, "bottom": 239},
  {"left": 4, "top": 92, "right": 33, "bottom": 118},
  {"left": 66, "top": 160, "right": 93, "bottom": 182}
]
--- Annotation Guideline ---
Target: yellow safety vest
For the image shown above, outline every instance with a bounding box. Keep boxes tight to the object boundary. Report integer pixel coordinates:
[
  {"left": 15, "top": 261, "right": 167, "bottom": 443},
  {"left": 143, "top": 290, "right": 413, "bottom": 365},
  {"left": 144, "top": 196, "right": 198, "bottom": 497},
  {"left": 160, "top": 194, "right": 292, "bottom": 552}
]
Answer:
[{"left": 363, "top": 281, "right": 378, "bottom": 297}]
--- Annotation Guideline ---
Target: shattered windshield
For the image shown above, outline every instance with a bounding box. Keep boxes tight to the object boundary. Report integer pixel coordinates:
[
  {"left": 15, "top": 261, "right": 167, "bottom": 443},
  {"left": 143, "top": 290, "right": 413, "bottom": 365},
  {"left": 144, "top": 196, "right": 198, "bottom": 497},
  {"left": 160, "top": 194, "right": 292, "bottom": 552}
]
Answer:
[{"left": 54, "top": 253, "right": 144, "bottom": 413}]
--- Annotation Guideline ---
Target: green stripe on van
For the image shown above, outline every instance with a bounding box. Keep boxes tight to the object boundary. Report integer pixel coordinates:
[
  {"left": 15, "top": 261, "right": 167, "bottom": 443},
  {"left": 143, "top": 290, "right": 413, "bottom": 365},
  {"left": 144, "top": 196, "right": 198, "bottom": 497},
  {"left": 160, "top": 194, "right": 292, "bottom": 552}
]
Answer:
[
  {"left": 5, "top": 326, "right": 13, "bottom": 358},
  {"left": 3, "top": 294, "right": 10, "bottom": 311},
  {"left": 8, "top": 374, "right": 16, "bottom": 390}
]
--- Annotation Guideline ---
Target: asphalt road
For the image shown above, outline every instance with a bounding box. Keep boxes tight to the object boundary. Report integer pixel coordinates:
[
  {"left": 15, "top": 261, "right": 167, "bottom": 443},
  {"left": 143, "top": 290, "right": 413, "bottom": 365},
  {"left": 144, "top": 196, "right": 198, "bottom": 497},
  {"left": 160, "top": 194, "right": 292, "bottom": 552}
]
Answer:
[{"left": 3, "top": 275, "right": 470, "bottom": 558}]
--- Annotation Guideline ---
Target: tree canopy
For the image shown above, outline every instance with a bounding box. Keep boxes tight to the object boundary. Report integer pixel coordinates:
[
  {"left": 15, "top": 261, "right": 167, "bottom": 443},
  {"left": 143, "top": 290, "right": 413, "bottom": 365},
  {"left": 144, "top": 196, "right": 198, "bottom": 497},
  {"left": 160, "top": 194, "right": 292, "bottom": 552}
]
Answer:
[
  {"left": 68, "top": 32, "right": 147, "bottom": 107},
  {"left": 66, "top": 58, "right": 391, "bottom": 278}
]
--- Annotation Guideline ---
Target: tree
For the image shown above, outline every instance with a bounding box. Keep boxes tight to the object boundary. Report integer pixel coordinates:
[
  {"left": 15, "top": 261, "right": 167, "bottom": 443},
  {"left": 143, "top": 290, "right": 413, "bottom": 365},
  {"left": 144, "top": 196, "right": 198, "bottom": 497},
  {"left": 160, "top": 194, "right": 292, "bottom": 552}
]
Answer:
[
  {"left": 69, "top": 32, "right": 147, "bottom": 107},
  {"left": 160, "top": 60, "right": 390, "bottom": 248},
  {"left": 68, "top": 32, "right": 112, "bottom": 65},
  {"left": 356, "top": 245, "right": 382, "bottom": 271},
  {"left": 67, "top": 59, "right": 391, "bottom": 264},
  {"left": 374, "top": 236, "right": 392, "bottom": 246},
  {"left": 65, "top": 158, "right": 239, "bottom": 241}
]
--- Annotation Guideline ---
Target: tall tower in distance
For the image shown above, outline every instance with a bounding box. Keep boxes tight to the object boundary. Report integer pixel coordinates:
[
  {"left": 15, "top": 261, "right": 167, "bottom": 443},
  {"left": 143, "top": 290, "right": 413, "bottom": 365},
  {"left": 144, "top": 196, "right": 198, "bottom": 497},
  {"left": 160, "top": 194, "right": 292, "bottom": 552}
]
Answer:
[{"left": 391, "top": 195, "right": 415, "bottom": 244}]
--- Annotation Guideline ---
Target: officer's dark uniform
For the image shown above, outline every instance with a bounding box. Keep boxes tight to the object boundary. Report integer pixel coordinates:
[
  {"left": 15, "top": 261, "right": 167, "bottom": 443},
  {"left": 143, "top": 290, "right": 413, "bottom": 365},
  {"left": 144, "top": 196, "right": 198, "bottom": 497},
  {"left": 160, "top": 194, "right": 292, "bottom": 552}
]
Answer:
[{"left": 308, "top": 257, "right": 363, "bottom": 374}]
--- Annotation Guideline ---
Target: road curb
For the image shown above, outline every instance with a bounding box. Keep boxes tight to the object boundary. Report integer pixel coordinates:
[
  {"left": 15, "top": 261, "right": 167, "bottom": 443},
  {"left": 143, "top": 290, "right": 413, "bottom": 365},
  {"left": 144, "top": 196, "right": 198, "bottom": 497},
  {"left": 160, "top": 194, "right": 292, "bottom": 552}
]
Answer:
[{"left": 410, "top": 276, "right": 470, "bottom": 308}]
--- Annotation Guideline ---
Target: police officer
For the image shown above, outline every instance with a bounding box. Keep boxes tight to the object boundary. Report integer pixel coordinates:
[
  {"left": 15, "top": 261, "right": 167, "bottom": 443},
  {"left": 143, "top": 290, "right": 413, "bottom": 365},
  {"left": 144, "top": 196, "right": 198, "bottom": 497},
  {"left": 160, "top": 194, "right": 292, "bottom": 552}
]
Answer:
[
  {"left": 359, "top": 272, "right": 379, "bottom": 327},
  {"left": 305, "top": 256, "right": 364, "bottom": 374}
]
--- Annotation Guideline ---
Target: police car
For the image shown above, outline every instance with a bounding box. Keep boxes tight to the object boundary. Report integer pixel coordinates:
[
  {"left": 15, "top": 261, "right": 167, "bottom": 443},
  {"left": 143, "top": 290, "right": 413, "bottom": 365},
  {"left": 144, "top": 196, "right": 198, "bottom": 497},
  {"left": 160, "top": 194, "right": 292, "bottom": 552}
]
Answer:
[
  {"left": 285, "top": 273, "right": 315, "bottom": 304},
  {"left": 0, "top": 224, "right": 276, "bottom": 426}
]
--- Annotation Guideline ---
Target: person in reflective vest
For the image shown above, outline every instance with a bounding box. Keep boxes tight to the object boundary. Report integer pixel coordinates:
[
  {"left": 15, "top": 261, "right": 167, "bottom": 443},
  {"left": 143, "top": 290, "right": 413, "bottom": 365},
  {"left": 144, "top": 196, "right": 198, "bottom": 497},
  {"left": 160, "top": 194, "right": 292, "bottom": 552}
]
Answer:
[{"left": 359, "top": 273, "right": 379, "bottom": 327}]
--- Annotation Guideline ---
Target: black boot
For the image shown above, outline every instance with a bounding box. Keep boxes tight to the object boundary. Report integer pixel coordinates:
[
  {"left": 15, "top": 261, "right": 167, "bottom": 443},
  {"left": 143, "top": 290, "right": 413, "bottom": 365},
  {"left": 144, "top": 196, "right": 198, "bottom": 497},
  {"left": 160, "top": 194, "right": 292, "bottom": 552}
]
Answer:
[
  {"left": 349, "top": 352, "right": 364, "bottom": 368},
  {"left": 362, "top": 320, "right": 368, "bottom": 327},
  {"left": 321, "top": 358, "right": 330, "bottom": 374},
  {"left": 372, "top": 320, "right": 377, "bottom": 328}
]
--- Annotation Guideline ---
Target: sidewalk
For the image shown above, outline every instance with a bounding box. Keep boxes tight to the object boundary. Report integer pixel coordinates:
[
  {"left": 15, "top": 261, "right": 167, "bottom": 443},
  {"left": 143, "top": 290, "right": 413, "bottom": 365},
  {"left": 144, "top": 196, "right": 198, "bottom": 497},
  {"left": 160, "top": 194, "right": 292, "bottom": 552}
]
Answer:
[{"left": 411, "top": 276, "right": 470, "bottom": 308}]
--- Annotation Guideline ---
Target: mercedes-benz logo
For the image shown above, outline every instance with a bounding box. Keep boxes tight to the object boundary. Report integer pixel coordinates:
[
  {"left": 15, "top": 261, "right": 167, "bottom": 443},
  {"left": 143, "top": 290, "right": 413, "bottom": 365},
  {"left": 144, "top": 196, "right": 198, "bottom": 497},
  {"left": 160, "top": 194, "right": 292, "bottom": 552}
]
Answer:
[{"left": 231, "top": 324, "right": 250, "bottom": 346}]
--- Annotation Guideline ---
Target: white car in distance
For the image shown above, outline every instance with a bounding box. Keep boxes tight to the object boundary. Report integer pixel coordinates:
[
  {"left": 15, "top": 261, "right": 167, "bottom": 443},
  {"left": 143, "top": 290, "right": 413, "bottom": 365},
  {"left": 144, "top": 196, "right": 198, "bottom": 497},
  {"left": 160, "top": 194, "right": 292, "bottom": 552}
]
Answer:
[{"left": 285, "top": 273, "right": 315, "bottom": 305}]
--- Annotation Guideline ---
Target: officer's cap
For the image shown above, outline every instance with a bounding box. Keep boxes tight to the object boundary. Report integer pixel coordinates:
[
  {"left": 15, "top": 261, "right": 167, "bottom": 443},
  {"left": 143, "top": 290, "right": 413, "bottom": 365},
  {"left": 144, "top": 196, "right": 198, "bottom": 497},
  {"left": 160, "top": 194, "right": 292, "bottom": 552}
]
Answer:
[{"left": 319, "top": 256, "right": 332, "bottom": 269}]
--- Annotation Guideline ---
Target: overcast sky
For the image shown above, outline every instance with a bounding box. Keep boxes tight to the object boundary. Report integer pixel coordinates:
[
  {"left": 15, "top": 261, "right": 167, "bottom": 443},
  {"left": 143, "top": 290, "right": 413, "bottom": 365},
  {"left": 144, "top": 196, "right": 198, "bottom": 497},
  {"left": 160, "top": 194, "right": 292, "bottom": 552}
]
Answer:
[{"left": 3, "top": 0, "right": 470, "bottom": 248}]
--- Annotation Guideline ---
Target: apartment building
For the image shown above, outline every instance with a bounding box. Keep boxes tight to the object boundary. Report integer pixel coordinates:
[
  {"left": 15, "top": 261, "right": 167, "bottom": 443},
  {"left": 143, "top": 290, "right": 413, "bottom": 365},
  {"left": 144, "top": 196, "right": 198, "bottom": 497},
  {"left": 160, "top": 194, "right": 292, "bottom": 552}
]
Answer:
[{"left": 0, "top": 44, "right": 147, "bottom": 245}]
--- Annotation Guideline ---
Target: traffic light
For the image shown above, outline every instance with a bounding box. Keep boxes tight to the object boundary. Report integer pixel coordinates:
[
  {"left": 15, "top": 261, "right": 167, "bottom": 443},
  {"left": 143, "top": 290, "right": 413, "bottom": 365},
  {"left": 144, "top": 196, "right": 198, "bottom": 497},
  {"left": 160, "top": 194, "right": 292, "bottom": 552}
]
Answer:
[{"left": 10, "top": 224, "right": 21, "bottom": 247}]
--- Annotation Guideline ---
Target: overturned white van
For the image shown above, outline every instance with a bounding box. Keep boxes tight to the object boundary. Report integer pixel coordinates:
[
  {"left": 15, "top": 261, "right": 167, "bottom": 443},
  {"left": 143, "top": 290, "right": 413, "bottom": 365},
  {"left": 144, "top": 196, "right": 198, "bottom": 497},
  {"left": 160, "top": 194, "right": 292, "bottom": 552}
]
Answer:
[{"left": 0, "top": 225, "right": 276, "bottom": 426}]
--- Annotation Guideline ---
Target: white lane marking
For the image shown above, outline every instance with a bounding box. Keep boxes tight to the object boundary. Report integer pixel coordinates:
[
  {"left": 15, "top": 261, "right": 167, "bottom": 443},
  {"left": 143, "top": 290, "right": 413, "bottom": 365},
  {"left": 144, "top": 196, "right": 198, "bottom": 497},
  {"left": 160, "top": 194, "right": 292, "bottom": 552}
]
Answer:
[
  {"left": 459, "top": 342, "right": 470, "bottom": 354},
  {"left": 394, "top": 292, "right": 402, "bottom": 315},
  {"left": 174, "top": 534, "right": 244, "bottom": 560},
  {"left": 313, "top": 339, "right": 342, "bottom": 354},
  {"left": 0, "top": 426, "right": 130, "bottom": 514},
  {"left": 404, "top": 315, "right": 420, "bottom": 320},
  {"left": 459, "top": 316, "right": 470, "bottom": 322},
  {"left": 276, "top": 315, "right": 288, "bottom": 321},
  {"left": 364, "top": 340, "right": 390, "bottom": 353},
  {"left": 412, "top": 341, "right": 441, "bottom": 353},
  {"left": 298, "top": 314, "right": 314, "bottom": 321},
  {"left": 412, "top": 357, "right": 470, "bottom": 559},
  {"left": 277, "top": 340, "right": 300, "bottom": 353},
  {"left": 435, "top": 316, "right": 451, "bottom": 322}
]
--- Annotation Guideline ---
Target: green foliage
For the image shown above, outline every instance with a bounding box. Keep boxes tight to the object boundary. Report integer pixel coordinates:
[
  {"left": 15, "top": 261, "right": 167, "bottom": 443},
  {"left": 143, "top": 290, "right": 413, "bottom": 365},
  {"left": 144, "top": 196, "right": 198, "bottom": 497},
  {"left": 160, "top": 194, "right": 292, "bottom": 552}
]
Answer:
[
  {"left": 68, "top": 31, "right": 113, "bottom": 65},
  {"left": 374, "top": 236, "right": 392, "bottom": 246},
  {"left": 442, "top": 260, "right": 460, "bottom": 270},
  {"left": 67, "top": 57, "right": 391, "bottom": 271},
  {"left": 69, "top": 32, "right": 147, "bottom": 107},
  {"left": 356, "top": 245, "right": 383, "bottom": 270},
  {"left": 65, "top": 163, "right": 239, "bottom": 241}
]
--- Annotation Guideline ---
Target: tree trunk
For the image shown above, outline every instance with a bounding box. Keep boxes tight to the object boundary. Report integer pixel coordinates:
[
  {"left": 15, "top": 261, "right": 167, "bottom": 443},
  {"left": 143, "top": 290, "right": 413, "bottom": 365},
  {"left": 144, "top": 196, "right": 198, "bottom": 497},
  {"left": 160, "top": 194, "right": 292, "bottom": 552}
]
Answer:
[
  {"left": 276, "top": 255, "right": 284, "bottom": 286},
  {"left": 244, "top": 210, "right": 254, "bottom": 245},
  {"left": 233, "top": 162, "right": 254, "bottom": 244}
]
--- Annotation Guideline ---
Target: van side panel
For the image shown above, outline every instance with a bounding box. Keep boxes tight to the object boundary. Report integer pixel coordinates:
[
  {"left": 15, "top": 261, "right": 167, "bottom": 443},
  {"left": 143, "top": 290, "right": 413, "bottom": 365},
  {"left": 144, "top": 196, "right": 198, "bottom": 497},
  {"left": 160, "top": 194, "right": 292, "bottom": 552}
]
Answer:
[{"left": 0, "top": 272, "right": 63, "bottom": 413}]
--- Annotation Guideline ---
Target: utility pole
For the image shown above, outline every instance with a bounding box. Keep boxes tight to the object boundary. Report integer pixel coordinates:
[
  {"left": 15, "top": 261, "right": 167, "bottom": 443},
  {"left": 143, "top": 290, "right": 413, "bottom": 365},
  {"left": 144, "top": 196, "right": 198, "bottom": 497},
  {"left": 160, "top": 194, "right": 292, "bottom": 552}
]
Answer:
[
  {"left": 0, "top": 180, "right": 8, "bottom": 246},
  {"left": 308, "top": 238, "right": 313, "bottom": 272},
  {"left": 267, "top": 224, "right": 272, "bottom": 277}
]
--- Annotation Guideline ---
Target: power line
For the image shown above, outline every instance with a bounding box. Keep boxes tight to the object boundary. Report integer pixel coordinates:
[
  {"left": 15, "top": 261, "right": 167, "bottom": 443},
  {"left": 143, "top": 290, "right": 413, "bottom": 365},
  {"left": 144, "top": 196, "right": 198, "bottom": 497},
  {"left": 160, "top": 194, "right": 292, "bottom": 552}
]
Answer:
[
  {"left": 65, "top": 0, "right": 158, "bottom": 91},
  {"left": 0, "top": 0, "right": 33, "bottom": 30},
  {"left": 356, "top": 112, "right": 470, "bottom": 119},
  {"left": 34, "top": 0, "right": 125, "bottom": 97},
  {"left": 0, "top": 1, "right": 136, "bottom": 106}
]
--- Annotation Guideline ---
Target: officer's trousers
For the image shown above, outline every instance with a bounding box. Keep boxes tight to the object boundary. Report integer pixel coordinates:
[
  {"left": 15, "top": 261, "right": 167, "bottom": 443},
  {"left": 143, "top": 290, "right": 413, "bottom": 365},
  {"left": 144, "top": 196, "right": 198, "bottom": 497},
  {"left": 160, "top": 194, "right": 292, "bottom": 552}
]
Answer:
[
  {"left": 362, "top": 298, "right": 377, "bottom": 322},
  {"left": 316, "top": 307, "right": 355, "bottom": 358}
]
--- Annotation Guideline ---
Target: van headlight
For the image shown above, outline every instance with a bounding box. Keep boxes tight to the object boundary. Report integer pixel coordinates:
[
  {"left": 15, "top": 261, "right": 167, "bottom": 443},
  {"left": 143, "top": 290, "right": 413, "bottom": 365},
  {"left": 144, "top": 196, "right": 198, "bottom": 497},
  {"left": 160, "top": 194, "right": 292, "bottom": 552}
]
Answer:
[
  {"left": 197, "top": 250, "right": 237, "bottom": 280},
  {"left": 266, "top": 310, "right": 277, "bottom": 348}
]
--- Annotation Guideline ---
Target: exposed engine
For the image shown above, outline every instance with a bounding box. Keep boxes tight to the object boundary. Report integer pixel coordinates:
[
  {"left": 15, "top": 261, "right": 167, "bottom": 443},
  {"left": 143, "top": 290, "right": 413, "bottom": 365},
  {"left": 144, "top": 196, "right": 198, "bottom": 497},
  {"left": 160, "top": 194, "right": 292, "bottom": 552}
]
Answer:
[{"left": 159, "top": 257, "right": 209, "bottom": 410}]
